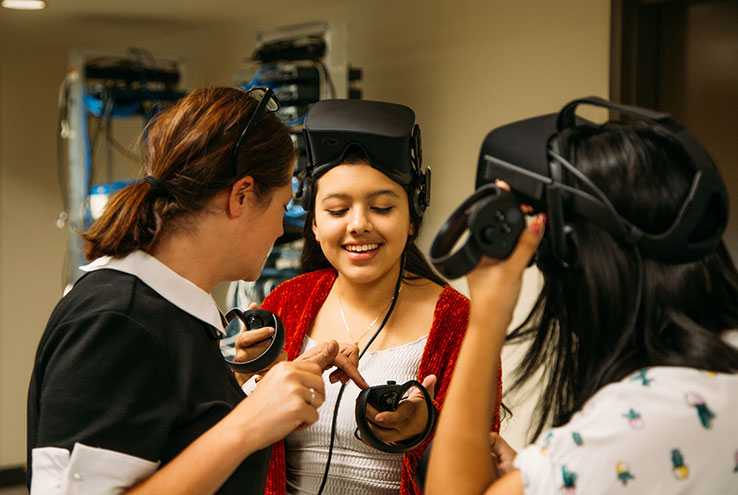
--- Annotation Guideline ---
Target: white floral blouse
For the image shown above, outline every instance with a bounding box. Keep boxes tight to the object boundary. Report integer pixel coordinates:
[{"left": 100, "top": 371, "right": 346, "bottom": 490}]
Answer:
[{"left": 514, "top": 367, "right": 738, "bottom": 495}]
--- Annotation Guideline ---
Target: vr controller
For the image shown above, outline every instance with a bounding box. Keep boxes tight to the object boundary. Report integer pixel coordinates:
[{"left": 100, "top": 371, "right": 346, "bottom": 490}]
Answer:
[
  {"left": 223, "top": 309, "right": 286, "bottom": 374},
  {"left": 355, "top": 380, "right": 436, "bottom": 454},
  {"left": 430, "top": 184, "right": 526, "bottom": 279}
]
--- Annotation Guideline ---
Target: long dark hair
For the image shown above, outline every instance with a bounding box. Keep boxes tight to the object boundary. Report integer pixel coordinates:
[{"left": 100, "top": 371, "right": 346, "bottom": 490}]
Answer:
[
  {"left": 507, "top": 123, "right": 738, "bottom": 441},
  {"left": 300, "top": 148, "right": 446, "bottom": 287},
  {"left": 82, "top": 87, "right": 295, "bottom": 260}
]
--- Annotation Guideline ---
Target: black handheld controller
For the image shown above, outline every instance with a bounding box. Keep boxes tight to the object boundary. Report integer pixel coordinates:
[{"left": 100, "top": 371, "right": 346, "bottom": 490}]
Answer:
[
  {"left": 354, "top": 380, "right": 436, "bottom": 453},
  {"left": 366, "top": 380, "right": 406, "bottom": 411},
  {"left": 223, "top": 308, "right": 286, "bottom": 374},
  {"left": 430, "top": 184, "right": 525, "bottom": 279}
]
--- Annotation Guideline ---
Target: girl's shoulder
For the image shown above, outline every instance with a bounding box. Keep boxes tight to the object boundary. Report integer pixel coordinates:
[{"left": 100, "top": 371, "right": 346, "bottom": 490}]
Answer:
[
  {"left": 267, "top": 268, "right": 336, "bottom": 298},
  {"left": 516, "top": 367, "right": 738, "bottom": 494},
  {"left": 262, "top": 268, "right": 336, "bottom": 312},
  {"left": 404, "top": 276, "right": 468, "bottom": 304},
  {"left": 403, "top": 280, "right": 469, "bottom": 335},
  {"left": 567, "top": 367, "right": 738, "bottom": 434},
  {"left": 430, "top": 283, "right": 470, "bottom": 320},
  {"left": 438, "top": 283, "right": 469, "bottom": 307}
]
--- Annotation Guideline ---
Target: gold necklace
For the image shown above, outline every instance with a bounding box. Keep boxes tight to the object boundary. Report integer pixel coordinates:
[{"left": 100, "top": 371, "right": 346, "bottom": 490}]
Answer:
[{"left": 337, "top": 286, "right": 399, "bottom": 346}]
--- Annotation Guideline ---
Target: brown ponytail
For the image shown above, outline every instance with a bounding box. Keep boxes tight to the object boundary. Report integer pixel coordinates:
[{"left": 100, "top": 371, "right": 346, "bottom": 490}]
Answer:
[{"left": 82, "top": 87, "right": 295, "bottom": 261}]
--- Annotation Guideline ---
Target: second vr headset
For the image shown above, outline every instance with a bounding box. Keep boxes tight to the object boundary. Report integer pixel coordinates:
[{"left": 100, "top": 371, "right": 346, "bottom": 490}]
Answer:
[
  {"left": 430, "top": 96, "right": 729, "bottom": 279},
  {"left": 295, "top": 99, "right": 431, "bottom": 219}
]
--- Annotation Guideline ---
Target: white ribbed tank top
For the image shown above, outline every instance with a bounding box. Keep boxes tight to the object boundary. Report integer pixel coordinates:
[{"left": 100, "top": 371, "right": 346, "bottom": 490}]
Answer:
[{"left": 284, "top": 334, "right": 428, "bottom": 495}]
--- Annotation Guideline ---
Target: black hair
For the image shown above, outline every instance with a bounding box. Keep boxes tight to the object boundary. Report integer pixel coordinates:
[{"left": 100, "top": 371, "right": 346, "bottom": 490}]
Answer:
[
  {"left": 300, "top": 147, "right": 446, "bottom": 287},
  {"left": 506, "top": 123, "right": 738, "bottom": 441}
]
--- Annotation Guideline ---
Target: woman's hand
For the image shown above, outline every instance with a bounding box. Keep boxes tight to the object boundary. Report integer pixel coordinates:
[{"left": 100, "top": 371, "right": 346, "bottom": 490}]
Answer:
[
  {"left": 363, "top": 374, "right": 437, "bottom": 444},
  {"left": 234, "top": 325, "right": 286, "bottom": 361},
  {"left": 466, "top": 212, "right": 545, "bottom": 329},
  {"left": 233, "top": 302, "right": 287, "bottom": 385},
  {"left": 466, "top": 179, "right": 545, "bottom": 321},
  {"left": 296, "top": 340, "right": 369, "bottom": 389},
  {"left": 322, "top": 341, "right": 361, "bottom": 385},
  {"left": 232, "top": 360, "right": 326, "bottom": 449},
  {"left": 233, "top": 325, "right": 288, "bottom": 384},
  {"left": 489, "top": 432, "right": 517, "bottom": 478},
  {"left": 426, "top": 198, "right": 543, "bottom": 495}
]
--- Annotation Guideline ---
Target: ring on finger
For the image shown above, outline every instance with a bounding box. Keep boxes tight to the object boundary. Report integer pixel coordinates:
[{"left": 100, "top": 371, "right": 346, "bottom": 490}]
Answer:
[{"left": 307, "top": 387, "right": 316, "bottom": 405}]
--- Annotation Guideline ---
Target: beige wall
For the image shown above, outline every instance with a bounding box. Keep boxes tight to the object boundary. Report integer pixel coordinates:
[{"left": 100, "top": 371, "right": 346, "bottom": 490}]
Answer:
[{"left": 0, "top": 0, "right": 610, "bottom": 467}]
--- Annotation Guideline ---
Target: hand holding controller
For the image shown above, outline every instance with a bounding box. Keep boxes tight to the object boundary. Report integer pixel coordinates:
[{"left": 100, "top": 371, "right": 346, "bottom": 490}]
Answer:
[
  {"left": 430, "top": 184, "right": 526, "bottom": 279},
  {"left": 354, "top": 379, "right": 436, "bottom": 453},
  {"left": 224, "top": 308, "right": 286, "bottom": 374}
]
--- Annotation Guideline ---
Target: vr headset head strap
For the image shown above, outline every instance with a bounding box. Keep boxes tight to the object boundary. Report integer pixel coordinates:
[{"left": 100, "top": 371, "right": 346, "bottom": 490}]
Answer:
[{"left": 555, "top": 96, "right": 729, "bottom": 263}]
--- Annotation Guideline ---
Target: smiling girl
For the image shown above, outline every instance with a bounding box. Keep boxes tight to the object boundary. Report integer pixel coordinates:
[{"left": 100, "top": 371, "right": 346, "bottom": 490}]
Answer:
[{"left": 247, "top": 99, "right": 502, "bottom": 495}]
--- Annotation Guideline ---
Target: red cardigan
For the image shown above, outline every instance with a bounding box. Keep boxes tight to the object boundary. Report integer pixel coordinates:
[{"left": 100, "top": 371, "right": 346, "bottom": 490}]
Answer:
[{"left": 261, "top": 268, "right": 502, "bottom": 495}]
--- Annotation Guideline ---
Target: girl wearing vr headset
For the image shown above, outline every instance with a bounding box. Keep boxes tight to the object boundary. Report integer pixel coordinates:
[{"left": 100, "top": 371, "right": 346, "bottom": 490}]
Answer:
[
  {"left": 27, "top": 87, "right": 364, "bottom": 495},
  {"left": 427, "top": 104, "right": 738, "bottom": 495},
  {"left": 237, "top": 99, "right": 501, "bottom": 495}
]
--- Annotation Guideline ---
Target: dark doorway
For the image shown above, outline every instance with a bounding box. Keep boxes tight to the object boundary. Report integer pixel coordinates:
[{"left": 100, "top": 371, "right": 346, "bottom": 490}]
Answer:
[{"left": 611, "top": 0, "right": 738, "bottom": 261}]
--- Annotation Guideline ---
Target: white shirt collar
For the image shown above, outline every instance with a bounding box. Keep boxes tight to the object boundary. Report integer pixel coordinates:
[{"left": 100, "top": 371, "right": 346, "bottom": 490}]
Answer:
[{"left": 80, "top": 250, "right": 226, "bottom": 336}]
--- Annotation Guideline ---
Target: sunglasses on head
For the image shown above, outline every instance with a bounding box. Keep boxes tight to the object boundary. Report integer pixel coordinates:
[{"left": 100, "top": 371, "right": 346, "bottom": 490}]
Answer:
[{"left": 232, "top": 87, "right": 281, "bottom": 177}]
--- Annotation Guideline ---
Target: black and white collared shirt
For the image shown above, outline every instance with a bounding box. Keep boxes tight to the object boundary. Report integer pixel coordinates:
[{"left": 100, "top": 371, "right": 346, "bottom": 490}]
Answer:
[{"left": 27, "top": 250, "right": 271, "bottom": 495}]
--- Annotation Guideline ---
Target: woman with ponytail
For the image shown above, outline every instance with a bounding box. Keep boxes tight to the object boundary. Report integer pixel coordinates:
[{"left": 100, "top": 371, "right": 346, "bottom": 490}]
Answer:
[{"left": 27, "top": 87, "right": 363, "bottom": 495}]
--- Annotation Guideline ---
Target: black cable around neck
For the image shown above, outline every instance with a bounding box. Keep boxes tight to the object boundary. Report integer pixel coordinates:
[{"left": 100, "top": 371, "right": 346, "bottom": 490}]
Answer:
[{"left": 315, "top": 251, "right": 407, "bottom": 495}]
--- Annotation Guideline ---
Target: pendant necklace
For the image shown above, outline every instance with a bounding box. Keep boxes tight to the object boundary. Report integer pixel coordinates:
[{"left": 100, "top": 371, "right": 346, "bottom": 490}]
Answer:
[{"left": 337, "top": 284, "right": 400, "bottom": 347}]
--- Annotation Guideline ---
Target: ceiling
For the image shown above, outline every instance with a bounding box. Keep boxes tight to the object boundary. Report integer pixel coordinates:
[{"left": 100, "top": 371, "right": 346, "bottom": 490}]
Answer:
[
  {"left": 1, "top": 0, "right": 322, "bottom": 23},
  {"left": 0, "top": 0, "right": 342, "bottom": 44}
]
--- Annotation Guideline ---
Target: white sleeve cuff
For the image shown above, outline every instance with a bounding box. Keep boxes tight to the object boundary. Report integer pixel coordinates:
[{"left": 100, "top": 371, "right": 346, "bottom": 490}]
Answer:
[
  {"left": 241, "top": 375, "right": 259, "bottom": 396},
  {"left": 31, "top": 442, "right": 159, "bottom": 495}
]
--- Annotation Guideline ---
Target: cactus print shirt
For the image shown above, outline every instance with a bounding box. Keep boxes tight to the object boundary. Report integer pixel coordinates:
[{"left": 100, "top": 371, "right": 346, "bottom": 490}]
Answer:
[{"left": 513, "top": 367, "right": 738, "bottom": 495}]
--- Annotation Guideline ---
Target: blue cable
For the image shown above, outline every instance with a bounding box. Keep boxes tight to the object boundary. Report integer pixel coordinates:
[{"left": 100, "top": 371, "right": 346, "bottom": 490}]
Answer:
[
  {"left": 283, "top": 113, "right": 307, "bottom": 127},
  {"left": 84, "top": 94, "right": 140, "bottom": 118},
  {"left": 284, "top": 176, "right": 306, "bottom": 227},
  {"left": 241, "top": 65, "right": 276, "bottom": 90}
]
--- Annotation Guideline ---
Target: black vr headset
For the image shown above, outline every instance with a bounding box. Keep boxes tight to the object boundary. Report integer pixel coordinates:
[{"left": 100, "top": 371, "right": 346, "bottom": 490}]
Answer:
[
  {"left": 295, "top": 99, "right": 431, "bottom": 219},
  {"left": 430, "top": 96, "right": 729, "bottom": 279}
]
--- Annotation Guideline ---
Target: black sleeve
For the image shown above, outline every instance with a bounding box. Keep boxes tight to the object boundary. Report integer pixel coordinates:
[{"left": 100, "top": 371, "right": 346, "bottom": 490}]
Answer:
[{"left": 33, "top": 311, "right": 180, "bottom": 462}]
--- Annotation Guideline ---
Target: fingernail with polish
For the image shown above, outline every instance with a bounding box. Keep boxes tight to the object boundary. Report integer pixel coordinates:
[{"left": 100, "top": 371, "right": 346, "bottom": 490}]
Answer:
[{"left": 532, "top": 213, "right": 547, "bottom": 234}]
